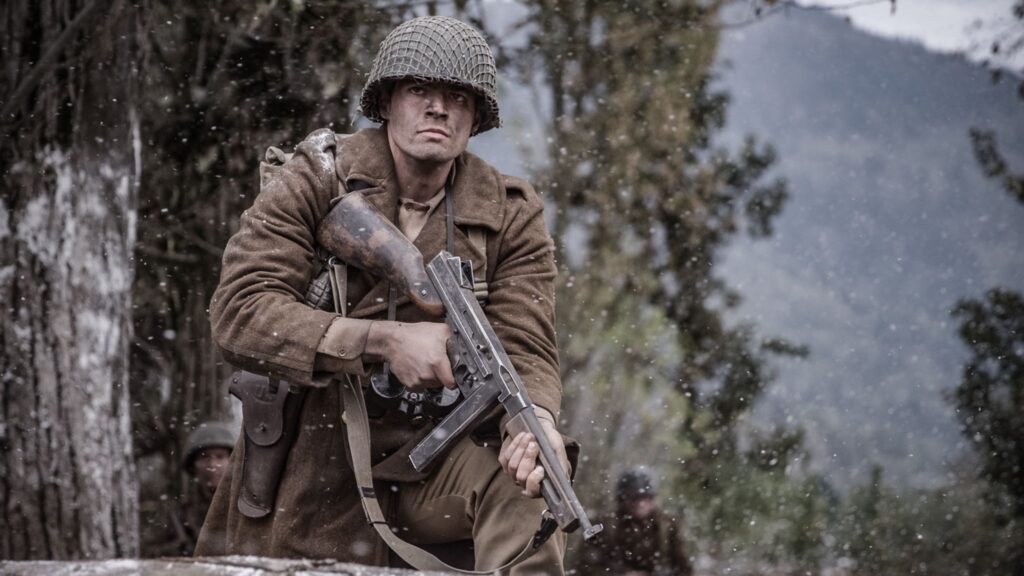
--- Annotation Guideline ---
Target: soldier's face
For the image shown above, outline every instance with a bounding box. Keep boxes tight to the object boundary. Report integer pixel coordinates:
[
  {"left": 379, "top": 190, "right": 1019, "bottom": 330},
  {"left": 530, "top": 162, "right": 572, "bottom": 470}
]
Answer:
[
  {"left": 194, "top": 447, "right": 231, "bottom": 493},
  {"left": 627, "top": 496, "right": 656, "bottom": 519},
  {"left": 383, "top": 79, "right": 478, "bottom": 165}
]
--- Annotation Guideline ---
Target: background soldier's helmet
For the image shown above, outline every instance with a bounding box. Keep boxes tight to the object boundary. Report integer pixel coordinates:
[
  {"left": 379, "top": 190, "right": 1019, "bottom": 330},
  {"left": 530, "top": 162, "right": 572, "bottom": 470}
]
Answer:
[
  {"left": 182, "top": 421, "right": 236, "bottom": 474},
  {"left": 617, "top": 468, "right": 657, "bottom": 501},
  {"left": 359, "top": 16, "right": 501, "bottom": 135}
]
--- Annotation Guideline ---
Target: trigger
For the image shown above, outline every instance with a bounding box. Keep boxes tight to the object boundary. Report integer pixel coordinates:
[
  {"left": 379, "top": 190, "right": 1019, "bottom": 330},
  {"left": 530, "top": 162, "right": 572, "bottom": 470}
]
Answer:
[{"left": 452, "top": 363, "right": 472, "bottom": 397}]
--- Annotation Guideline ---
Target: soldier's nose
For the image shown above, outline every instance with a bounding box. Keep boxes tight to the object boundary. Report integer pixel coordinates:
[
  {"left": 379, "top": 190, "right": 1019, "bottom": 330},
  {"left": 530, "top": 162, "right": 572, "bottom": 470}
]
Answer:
[{"left": 425, "top": 98, "right": 448, "bottom": 117}]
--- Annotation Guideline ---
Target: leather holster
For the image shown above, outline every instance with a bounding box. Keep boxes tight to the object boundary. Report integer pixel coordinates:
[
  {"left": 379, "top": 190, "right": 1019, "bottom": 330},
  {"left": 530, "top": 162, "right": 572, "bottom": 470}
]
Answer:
[{"left": 229, "top": 370, "right": 308, "bottom": 519}]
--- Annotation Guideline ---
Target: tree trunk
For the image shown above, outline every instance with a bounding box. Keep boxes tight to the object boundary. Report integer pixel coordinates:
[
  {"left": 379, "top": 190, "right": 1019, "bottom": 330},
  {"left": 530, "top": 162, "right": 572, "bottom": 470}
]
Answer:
[{"left": 1, "top": 0, "right": 140, "bottom": 559}]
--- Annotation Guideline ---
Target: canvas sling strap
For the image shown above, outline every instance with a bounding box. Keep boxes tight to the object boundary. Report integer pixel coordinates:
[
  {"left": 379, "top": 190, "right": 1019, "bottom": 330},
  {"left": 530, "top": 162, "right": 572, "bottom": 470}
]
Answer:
[{"left": 333, "top": 180, "right": 556, "bottom": 574}]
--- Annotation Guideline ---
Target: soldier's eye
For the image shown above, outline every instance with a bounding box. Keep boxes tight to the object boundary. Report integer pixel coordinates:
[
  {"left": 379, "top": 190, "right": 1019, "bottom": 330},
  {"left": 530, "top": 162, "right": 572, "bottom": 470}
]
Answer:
[{"left": 409, "top": 85, "right": 426, "bottom": 95}]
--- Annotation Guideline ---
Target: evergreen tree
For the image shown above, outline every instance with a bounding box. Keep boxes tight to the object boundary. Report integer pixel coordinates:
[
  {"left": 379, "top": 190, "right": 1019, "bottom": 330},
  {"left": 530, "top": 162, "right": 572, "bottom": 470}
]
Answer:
[{"left": 509, "top": 0, "right": 809, "bottom": 567}]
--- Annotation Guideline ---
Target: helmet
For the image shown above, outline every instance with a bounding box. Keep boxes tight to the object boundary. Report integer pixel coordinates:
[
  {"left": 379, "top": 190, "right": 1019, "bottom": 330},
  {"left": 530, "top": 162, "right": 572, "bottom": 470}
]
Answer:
[
  {"left": 183, "top": 421, "right": 236, "bottom": 473},
  {"left": 359, "top": 16, "right": 501, "bottom": 135},
  {"left": 616, "top": 469, "right": 656, "bottom": 501}
]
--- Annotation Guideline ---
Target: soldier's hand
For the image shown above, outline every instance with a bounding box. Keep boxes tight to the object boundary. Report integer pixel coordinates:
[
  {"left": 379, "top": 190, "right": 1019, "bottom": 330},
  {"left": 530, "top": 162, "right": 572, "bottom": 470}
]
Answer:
[
  {"left": 498, "top": 410, "right": 570, "bottom": 498},
  {"left": 367, "top": 321, "right": 456, "bottom": 390}
]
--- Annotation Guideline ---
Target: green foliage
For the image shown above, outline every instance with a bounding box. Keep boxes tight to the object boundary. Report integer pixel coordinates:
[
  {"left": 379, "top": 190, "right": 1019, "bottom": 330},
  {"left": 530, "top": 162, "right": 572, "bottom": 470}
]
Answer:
[
  {"left": 938, "top": 4, "right": 1024, "bottom": 569},
  {"left": 682, "top": 459, "right": 832, "bottom": 572},
  {"left": 509, "top": 0, "right": 813, "bottom": 569},
  {"left": 968, "top": 129, "right": 1024, "bottom": 204},
  {"left": 514, "top": 0, "right": 800, "bottom": 445},
  {"left": 951, "top": 289, "right": 1024, "bottom": 517},
  {"left": 832, "top": 467, "right": 1024, "bottom": 575}
]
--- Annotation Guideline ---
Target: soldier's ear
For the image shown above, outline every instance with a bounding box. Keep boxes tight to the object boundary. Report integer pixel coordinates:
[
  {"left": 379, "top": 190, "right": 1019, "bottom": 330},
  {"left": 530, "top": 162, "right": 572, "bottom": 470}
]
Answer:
[
  {"left": 378, "top": 83, "right": 392, "bottom": 120},
  {"left": 472, "top": 100, "right": 483, "bottom": 133}
]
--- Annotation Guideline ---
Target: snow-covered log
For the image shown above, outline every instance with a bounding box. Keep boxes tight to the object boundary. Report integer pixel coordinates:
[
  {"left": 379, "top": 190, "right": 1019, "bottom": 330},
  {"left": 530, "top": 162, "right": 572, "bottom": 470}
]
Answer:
[{"left": 0, "top": 557, "right": 449, "bottom": 576}]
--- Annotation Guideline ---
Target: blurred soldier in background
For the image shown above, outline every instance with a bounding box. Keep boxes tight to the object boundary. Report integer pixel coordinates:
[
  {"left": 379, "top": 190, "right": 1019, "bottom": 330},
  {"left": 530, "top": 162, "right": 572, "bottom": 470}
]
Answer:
[
  {"left": 577, "top": 469, "right": 693, "bottom": 576},
  {"left": 141, "top": 420, "right": 236, "bottom": 557},
  {"left": 174, "top": 421, "right": 236, "bottom": 556},
  {"left": 185, "top": 422, "right": 235, "bottom": 510}
]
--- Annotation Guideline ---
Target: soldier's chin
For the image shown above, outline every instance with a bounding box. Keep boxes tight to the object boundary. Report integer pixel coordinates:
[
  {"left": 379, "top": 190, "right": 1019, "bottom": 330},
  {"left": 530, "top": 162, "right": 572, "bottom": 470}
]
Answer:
[{"left": 410, "top": 144, "right": 460, "bottom": 164}]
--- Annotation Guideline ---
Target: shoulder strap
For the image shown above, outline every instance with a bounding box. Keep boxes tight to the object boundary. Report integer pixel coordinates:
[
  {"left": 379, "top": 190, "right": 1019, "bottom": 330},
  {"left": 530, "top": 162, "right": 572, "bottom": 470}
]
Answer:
[
  {"left": 444, "top": 174, "right": 489, "bottom": 302},
  {"left": 323, "top": 132, "right": 377, "bottom": 315},
  {"left": 467, "top": 226, "right": 489, "bottom": 301}
]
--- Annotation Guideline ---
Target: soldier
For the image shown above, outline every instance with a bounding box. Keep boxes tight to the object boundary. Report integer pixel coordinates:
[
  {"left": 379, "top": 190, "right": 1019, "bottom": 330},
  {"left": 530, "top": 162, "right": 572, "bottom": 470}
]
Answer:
[
  {"left": 578, "top": 470, "right": 693, "bottom": 576},
  {"left": 147, "top": 421, "right": 235, "bottom": 557},
  {"left": 183, "top": 422, "right": 236, "bottom": 522},
  {"left": 196, "top": 15, "right": 572, "bottom": 574}
]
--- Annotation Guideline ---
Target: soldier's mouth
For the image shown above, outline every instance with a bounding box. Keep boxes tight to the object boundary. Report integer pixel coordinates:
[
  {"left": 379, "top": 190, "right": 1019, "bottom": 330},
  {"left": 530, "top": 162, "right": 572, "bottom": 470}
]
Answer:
[{"left": 419, "top": 128, "right": 450, "bottom": 138}]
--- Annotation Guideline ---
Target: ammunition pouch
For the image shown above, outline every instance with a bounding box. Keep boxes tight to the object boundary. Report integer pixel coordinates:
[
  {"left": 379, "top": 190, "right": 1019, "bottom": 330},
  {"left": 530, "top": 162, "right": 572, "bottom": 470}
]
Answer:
[{"left": 229, "top": 371, "right": 308, "bottom": 519}]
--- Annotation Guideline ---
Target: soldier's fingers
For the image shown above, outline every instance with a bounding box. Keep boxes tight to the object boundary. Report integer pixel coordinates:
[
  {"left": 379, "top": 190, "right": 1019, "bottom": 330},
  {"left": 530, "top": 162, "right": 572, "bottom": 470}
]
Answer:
[
  {"left": 498, "top": 435, "right": 513, "bottom": 469},
  {"left": 515, "top": 440, "right": 539, "bottom": 486},
  {"left": 412, "top": 373, "right": 436, "bottom": 389},
  {"left": 524, "top": 465, "right": 545, "bottom": 497},
  {"left": 436, "top": 357, "right": 456, "bottom": 390},
  {"left": 499, "top": 432, "right": 526, "bottom": 469},
  {"left": 398, "top": 371, "right": 425, "bottom": 391},
  {"left": 505, "top": 433, "right": 531, "bottom": 476},
  {"left": 425, "top": 373, "right": 446, "bottom": 389},
  {"left": 507, "top": 432, "right": 532, "bottom": 473}
]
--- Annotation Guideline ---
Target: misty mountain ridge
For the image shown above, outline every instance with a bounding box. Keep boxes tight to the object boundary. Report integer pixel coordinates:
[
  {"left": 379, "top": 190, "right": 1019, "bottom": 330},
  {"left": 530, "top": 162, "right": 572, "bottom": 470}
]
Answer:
[{"left": 714, "top": 7, "right": 1024, "bottom": 489}]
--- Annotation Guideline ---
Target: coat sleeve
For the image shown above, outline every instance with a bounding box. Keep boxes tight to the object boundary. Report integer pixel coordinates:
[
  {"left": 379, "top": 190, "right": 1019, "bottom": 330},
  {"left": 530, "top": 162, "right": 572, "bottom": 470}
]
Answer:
[
  {"left": 209, "top": 130, "right": 343, "bottom": 385},
  {"left": 487, "top": 178, "right": 562, "bottom": 419}
]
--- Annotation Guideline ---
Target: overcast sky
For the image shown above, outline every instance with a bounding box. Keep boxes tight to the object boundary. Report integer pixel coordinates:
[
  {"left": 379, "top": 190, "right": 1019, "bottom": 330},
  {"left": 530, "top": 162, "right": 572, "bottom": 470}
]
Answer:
[{"left": 792, "top": 0, "right": 1023, "bottom": 69}]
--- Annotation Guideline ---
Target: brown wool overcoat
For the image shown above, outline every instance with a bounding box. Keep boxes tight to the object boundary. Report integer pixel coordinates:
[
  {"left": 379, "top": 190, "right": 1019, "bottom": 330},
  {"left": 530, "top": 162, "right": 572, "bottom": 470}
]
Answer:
[{"left": 196, "top": 127, "right": 562, "bottom": 564}]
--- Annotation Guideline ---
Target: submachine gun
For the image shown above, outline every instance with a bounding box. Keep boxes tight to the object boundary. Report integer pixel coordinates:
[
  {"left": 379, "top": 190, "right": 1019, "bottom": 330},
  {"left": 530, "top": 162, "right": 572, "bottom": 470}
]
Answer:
[{"left": 317, "top": 192, "right": 602, "bottom": 541}]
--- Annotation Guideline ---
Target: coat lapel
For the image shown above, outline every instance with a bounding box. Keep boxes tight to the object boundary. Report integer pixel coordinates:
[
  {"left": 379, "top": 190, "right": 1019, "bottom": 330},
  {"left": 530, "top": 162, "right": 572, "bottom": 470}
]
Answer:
[{"left": 449, "top": 152, "right": 506, "bottom": 233}]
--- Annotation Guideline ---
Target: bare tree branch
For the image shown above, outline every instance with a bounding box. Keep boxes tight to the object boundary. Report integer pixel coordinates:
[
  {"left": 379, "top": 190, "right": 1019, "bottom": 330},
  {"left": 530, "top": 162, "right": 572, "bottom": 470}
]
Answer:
[
  {"left": 719, "top": 0, "right": 895, "bottom": 30},
  {"left": 135, "top": 243, "right": 203, "bottom": 265},
  {"left": 1, "top": 0, "right": 108, "bottom": 124}
]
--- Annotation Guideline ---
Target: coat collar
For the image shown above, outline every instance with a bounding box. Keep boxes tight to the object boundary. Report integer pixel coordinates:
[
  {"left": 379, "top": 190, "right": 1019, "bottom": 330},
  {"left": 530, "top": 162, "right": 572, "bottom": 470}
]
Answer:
[{"left": 335, "top": 128, "right": 505, "bottom": 233}]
